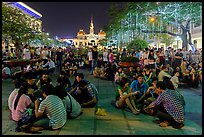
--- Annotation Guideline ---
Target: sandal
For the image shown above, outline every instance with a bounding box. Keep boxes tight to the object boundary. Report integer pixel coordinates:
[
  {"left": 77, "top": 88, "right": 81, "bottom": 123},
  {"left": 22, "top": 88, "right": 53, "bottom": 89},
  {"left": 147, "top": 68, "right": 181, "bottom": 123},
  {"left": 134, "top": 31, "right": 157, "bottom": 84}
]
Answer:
[{"left": 159, "top": 121, "right": 170, "bottom": 127}]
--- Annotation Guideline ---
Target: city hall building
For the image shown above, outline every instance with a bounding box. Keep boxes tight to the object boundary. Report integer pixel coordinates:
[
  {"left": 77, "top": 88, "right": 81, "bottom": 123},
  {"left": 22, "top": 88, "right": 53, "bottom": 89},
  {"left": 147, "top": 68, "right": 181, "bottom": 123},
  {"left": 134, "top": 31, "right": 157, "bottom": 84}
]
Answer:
[{"left": 72, "top": 18, "right": 106, "bottom": 49}]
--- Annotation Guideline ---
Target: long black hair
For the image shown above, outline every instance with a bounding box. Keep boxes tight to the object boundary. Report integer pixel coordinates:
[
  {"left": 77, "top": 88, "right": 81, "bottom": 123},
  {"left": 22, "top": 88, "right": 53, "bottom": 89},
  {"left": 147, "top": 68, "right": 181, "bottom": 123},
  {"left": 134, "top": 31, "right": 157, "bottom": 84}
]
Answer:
[
  {"left": 14, "top": 83, "right": 29, "bottom": 110},
  {"left": 119, "top": 77, "right": 129, "bottom": 87}
]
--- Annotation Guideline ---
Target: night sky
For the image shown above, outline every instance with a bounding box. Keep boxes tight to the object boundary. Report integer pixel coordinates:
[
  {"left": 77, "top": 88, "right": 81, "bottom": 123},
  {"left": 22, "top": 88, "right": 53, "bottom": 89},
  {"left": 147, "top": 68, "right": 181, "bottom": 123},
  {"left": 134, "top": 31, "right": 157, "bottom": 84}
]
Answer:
[{"left": 24, "top": 2, "right": 116, "bottom": 39}]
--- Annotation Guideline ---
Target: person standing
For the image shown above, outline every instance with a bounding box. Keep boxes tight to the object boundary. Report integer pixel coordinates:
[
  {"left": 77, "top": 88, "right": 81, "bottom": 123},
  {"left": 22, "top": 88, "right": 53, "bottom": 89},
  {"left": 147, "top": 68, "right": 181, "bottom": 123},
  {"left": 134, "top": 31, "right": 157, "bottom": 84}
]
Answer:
[
  {"left": 91, "top": 47, "right": 98, "bottom": 75},
  {"left": 87, "top": 48, "right": 93, "bottom": 71},
  {"left": 102, "top": 48, "right": 108, "bottom": 66},
  {"left": 173, "top": 49, "right": 183, "bottom": 70},
  {"left": 41, "top": 46, "right": 49, "bottom": 63},
  {"left": 55, "top": 47, "right": 64, "bottom": 72},
  {"left": 108, "top": 49, "right": 114, "bottom": 64},
  {"left": 23, "top": 44, "right": 31, "bottom": 60}
]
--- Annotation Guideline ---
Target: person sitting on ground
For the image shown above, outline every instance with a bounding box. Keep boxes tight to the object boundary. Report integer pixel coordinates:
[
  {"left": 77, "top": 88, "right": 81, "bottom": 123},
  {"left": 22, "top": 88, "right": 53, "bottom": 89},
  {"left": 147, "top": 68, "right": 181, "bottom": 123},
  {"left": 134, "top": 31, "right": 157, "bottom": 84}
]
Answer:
[
  {"left": 11, "top": 83, "right": 34, "bottom": 130},
  {"left": 93, "top": 63, "right": 102, "bottom": 78},
  {"left": 36, "top": 72, "right": 53, "bottom": 90},
  {"left": 8, "top": 77, "right": 23, "bottom": 111},
  {"left": 2, "top": 64, "right": 11, "bottom": 80},
  {"left": 54, "top": 84, "right": 82, "bottom": 119},
  {"left": 129, "top": 74, "right": 149, "bottom": 110},
  {"left": 69, "top": 62, "right": 78, "bottom": 76},
  {"left": 170, "top": 71, "right": 180, "bottom": 90},
  {"left": 42, "top": 56, "right": 55, "bottom": 75},
  {"left": 32, "top": 84, "right": 67, "bottom": 131},
  {"left": 143, "top": 77, "right": 159, "bottom": 104},
  {"left": 102, "top": 62, "right": 115, "bottom": 81},
  {"left": 188, "top": 62, "right": 200, "bottom": 88},
  {"left": 57, "top": 71, "right": 71, "bottom": 92},
  {"left": 158, "top": 66, "right": 172, "bottom": 82},
  {"left": 69, "top": 73, "right": 84, "bottom": 95},
  {"left": 114, "top": 67, "right": 126, "bottom": 84},
  {"left": 142, "top": 65, "right": 153, "bottom": 86},
  {"left": 115, "top": 77, "right": 140, "bottom": 115},
  {"left": 24, "top": 72, "right": 39, "bottom": 102},
  {"left": 144, "top": 81, "right": 185, "bottom": 129},
  {"left": 74, "top": 80, "right": 98, "bottom": 108},
  {"left": 125, "top": 66, "right": 137, "bottom": 83}
]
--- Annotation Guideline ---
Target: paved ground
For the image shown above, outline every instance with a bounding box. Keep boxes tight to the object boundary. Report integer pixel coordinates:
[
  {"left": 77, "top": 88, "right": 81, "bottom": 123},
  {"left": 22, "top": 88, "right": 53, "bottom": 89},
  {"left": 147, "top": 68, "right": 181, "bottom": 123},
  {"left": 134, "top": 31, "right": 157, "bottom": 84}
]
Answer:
[{"left": 2, "top": 69, "right": 202, "bottom": 135}]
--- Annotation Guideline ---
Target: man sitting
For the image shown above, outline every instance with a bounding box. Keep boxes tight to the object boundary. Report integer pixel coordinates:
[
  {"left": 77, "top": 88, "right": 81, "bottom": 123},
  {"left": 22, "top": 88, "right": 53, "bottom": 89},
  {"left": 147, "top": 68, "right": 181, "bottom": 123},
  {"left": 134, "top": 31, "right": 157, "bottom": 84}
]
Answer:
[
  {"left": 73, "top": 80, "right": 98, "bottom": 108},
  {"left": 129, "top": 74, "right": 149, "bottom": 110},
  {"left": 144, "top": 81, "right": 185, "bottom": 129}
]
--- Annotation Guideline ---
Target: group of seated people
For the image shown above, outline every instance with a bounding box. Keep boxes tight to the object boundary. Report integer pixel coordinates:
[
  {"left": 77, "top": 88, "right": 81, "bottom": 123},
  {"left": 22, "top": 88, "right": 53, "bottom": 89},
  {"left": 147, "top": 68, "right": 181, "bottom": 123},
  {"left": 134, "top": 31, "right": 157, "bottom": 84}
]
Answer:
[
  {"left": 8, "top": 70, "right": 98, "bottom": 133},
  {"left": 114, "top": 73, "right": 185, "bottom": 129},
  {"left": 112, "top": 62, "right": 192, "bottom": 129}
]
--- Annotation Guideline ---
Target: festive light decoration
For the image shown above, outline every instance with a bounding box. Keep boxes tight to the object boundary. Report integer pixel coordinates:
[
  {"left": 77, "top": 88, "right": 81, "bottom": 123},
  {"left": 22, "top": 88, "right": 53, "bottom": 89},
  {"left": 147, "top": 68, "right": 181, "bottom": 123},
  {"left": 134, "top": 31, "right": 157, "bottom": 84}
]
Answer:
[
  {"left": 105, "top": 2, "right": 201, "bottom": 50},
  {"left": 149, "top": 16, "right": 156, "bottom": 22}
]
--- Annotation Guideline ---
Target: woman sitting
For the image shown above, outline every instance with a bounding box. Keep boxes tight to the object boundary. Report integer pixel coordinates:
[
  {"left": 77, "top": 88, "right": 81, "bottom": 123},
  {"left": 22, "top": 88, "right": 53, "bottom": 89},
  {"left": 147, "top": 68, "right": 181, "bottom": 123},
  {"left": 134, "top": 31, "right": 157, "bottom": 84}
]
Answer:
[
  {"left": 11, "top": 83, "right": 35, "bottom": 131},
  {"left": 54, "top": 84, "right": 82, "bottom": 119}
]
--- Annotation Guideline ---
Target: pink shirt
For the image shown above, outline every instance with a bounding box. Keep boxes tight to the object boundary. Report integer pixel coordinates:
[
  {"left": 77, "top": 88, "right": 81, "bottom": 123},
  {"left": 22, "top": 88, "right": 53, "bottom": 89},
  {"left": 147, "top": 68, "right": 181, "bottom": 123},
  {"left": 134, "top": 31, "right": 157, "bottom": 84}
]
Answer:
[
  {"left": 11, "top": 94, "right": 32, "bottom": 121},
  {"left": 109, "top": 53, "right": 114, "bottom": 63}
]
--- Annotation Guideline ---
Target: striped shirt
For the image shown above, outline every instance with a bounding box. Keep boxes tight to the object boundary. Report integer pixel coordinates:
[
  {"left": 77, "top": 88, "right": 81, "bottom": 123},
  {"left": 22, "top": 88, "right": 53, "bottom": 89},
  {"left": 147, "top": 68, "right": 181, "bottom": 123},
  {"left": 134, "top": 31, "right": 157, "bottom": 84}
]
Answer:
[
  {"left": 38, "top": 95, "right": 67, "bottom": 129},
  {"left": 150, "top": 89, "right": 185, "bottom": 123}
]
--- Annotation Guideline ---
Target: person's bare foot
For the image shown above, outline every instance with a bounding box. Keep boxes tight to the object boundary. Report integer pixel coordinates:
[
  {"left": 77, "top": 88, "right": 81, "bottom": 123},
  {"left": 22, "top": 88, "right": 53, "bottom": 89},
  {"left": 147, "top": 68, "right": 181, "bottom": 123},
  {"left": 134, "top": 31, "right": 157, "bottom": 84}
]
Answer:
[
  {"left": 29, "top": 126, "right": 44, "bottom": 132},
  {"left": 132, "top": 110, "right": 140, "bottom": 115},
  {"left": 159, "top": 121, "right": 170, "bottom": 127}
]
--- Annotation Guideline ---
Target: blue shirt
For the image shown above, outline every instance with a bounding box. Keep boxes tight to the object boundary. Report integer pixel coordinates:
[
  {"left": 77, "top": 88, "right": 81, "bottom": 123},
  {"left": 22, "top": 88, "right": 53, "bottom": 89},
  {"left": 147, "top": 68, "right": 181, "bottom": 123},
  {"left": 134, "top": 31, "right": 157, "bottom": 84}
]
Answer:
[{"left": 130, "top": 80, "right": 148, "bottom": 95}]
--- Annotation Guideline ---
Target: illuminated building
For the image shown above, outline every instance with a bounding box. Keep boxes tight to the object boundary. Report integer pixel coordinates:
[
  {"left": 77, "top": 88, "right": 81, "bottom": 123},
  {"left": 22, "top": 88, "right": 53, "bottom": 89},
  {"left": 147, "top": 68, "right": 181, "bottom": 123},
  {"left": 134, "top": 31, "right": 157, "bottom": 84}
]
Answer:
[
  {"left": 73, "top": 17, "right": 106, "bottom": 49},
  {"left": 3, "top": 2, "right": 42, "bottom": 32}
]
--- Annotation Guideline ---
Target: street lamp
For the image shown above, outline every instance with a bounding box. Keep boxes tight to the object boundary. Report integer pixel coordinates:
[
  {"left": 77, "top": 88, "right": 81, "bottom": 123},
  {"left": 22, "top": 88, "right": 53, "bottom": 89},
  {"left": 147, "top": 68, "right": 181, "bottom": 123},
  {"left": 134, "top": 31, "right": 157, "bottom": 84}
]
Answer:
[{"left": 149, "top": 16, "right": 156, "bottom": 23}]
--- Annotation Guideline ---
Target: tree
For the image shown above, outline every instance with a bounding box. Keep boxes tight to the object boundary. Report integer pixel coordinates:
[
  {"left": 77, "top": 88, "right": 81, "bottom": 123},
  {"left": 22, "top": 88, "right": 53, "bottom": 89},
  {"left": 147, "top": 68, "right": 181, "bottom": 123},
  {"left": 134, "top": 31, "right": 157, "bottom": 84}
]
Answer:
[
  {"left": 2, "top": 3, "right": 42, "bottom": 58},
  {"left": 127, "top": 38, "right": 148, "bottom": 51},
  {"left": 106, "top": 2, "right": 202, "bottom": 50}
]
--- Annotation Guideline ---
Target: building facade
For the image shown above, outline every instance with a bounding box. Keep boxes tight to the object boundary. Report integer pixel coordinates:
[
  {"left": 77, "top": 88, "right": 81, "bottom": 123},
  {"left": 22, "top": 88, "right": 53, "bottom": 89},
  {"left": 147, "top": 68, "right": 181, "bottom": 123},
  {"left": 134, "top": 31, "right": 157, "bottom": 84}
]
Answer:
[
  {"left": 73, "top": 18, "right": 106, "bottom": 49},
  {"left": 3, "top": 2, "right": 42, "bottom": 32}
]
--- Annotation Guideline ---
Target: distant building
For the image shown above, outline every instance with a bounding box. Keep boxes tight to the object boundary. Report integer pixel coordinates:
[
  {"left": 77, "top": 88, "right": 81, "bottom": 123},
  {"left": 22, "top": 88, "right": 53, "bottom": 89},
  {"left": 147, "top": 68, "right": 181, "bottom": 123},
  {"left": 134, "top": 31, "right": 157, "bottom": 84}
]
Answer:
[
  {"left": 2, "top": 2, "right": 43, "bottom": 52},
  {"left": 73, "top": 17, "right": 106, "bottom": 48}
]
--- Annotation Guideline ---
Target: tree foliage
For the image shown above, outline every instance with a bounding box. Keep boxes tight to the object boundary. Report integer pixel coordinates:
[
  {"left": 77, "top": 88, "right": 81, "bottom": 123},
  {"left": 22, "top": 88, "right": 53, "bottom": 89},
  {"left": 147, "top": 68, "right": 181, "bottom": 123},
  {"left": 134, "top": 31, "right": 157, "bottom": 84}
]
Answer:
[
  {"left": 106, "top": 2, "right": 202, "bottom": 50},
  {"left": 127, "top": 38, "right": 149, "bottom": 50}
]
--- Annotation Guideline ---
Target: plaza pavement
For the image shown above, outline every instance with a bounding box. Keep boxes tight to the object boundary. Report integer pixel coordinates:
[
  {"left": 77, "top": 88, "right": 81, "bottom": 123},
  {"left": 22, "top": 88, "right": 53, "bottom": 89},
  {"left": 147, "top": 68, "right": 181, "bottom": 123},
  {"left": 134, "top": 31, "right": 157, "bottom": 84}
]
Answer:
[{"left": 2, "top": 68, "right": 202, "bottom": 135}]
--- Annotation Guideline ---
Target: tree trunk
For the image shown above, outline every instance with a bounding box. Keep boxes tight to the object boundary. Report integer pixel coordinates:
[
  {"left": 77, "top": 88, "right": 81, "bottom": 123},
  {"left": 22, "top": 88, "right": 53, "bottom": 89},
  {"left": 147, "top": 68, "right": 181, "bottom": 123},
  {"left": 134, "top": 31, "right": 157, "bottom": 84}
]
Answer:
[
  {"left": 180, "top": 29, "right": 188, "bottom": 50},
  {"left": 14, "top": 41, "right": 22, "bottom": 59}
]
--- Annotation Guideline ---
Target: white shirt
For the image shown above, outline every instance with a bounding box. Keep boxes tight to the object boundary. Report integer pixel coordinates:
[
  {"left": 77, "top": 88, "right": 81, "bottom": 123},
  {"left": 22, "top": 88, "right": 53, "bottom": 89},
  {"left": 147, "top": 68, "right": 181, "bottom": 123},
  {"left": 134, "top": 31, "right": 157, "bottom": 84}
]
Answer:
[
  {"left": 2, "top": 67, "right": 11, "bottom": 75},
  {"left": 87, "top": 51, "right": 93, "bottom": 61},
  {"left": 23, "top": 48, "right": 31, "bottom": 59},
  {"left": 43, "top": 60, "right": 55, "bottom": 69},
  {"left": 103, "top": 51, "right": 108, "bottom": 62},
  {"left": 171, "top": 76, "right": 179, "bottom": 89},
  {"left": 158, "top": 70, "right": 172, "bottom": 82},
  {"left": 41, "top": 49, "right": 49, "bottom": 59}
]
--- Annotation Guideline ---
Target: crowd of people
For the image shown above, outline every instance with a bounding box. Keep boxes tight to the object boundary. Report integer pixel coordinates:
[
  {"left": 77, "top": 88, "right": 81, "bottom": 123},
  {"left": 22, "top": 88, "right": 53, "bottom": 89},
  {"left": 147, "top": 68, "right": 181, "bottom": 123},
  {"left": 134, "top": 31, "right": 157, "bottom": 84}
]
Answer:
[{"left": 4, "top": 44, "right": 202, "bottom": 132}]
